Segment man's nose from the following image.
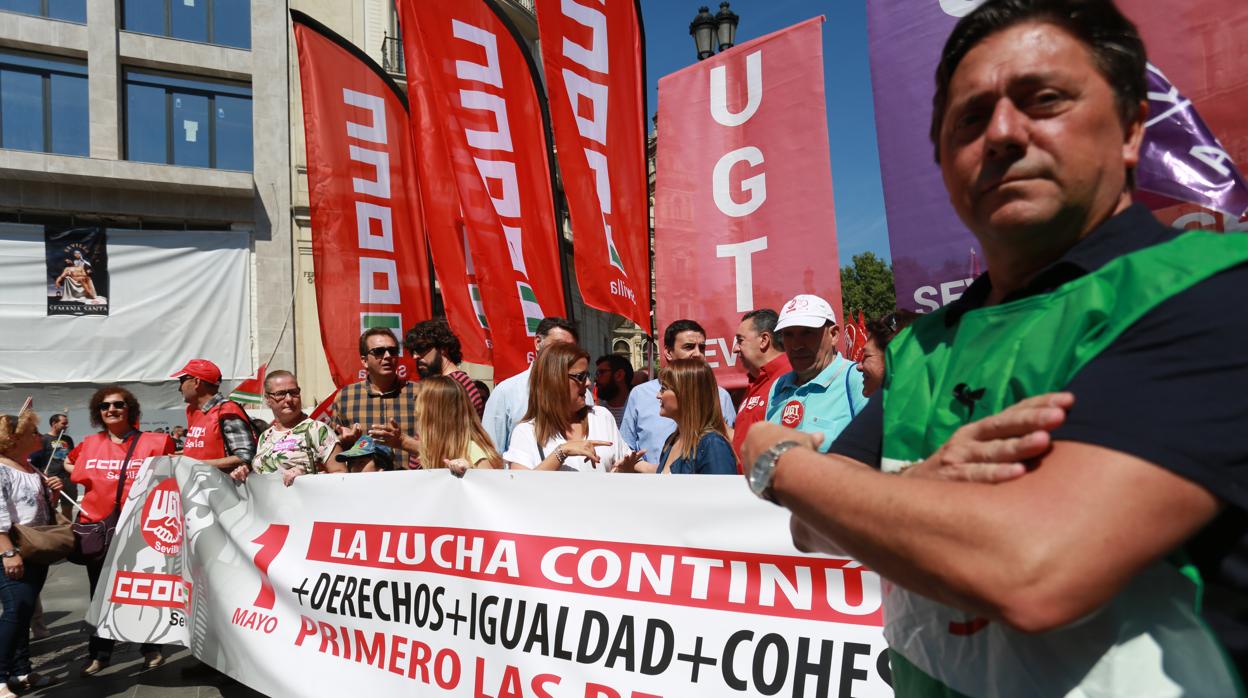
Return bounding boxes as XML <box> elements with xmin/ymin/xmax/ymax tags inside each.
<box><xmin>984</xmin><ymin>97</ymin><xmax>1029</xmax><ymax>160</ymax></box>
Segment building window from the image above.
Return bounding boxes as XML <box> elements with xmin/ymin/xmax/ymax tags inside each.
<box><xmin>0</xmin><ymin>0</ymin><xmax>86</xmax><ymax>23</ymax></box>
<box><xmin>121</xmin><ymin>0</ymin><xmax>250</xmax><ymax>49</ymax></box>
<box><xmin>0</xmin><ymin>50</ymin><xmax>88</xmax><ymax>156</ymax></box>
<box><xmin>124</xmin><ymin>69</ymin><xmax>252</xmax><ymax>171</ymax></box>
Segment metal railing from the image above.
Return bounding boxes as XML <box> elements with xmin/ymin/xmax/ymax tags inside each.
<box><xmin>381</xmin><ymin>35</ymin><xmax>404</xmax><ymax>75</ymax></box>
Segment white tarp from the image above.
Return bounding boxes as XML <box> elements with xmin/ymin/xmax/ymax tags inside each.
<box><xmin>0</xmin><ymin>225</ymin><xmax>252</xmax><ymax>384</ymax></box>
<box><xmin>92</xmin><ymin>460</ymin><xmax>893</xmax><ymax>697</ymax></box>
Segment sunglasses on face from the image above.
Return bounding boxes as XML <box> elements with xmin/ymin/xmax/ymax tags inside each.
<box><xmin>98</xmin><ymin>400</ymin><xmax>127</xmax><ymax>411</ymax></box>
<box><xmin>267</xmin><ymin>388</ymin><xmax>301</xmax><ymax>400</ymax></box>
<box><xmin>567</xmin><ymin>371</ymin><xmax>591</xmax><ymax>384</ymax></box>
<box><xmin>367</xmin><ymin>346</ymin><xmax>400</xmax><ymax>358</ymax></box>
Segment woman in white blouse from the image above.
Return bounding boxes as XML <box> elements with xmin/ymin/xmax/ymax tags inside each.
<box><xmin>505</xmin><ymin>343</ymin><xmax>645</xmax><ymax>473</ymax></box>
<box><xmin>0</xmin><ymin>410</ymin><xmax>63</xmax><ymax>695</ymax></box>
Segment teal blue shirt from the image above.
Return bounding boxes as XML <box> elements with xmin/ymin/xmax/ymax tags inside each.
<box><xmin>765</xmin><ymin>355</ymin><xmax>867</xmax><ymax>452</ymax></box>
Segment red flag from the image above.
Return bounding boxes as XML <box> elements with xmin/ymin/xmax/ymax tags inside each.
<box><xmin>536</xmin><ymin>0</ymin><xmax>651</xmax><ymax>332</ymax></box>
<box><xmin>309</xmin><ymin>387</ymin><xmax>340</xmax><ymax>424</ymax></box>
<box><xmin>399</xmin><ymin>0</ymin><xmax>567</xmax><ymax>380</ymax></box>
<box><xmin>228</xmin><ymin>363</ymin><xmax>266</xmax><ymax>405</ymax></box>
<box><xmin>655</xmin><ymin>18</ymin><xmax>842</xmax><ymax>389</ymax></box>
<box><xmin>292</xmin><ymin>11</ymin><xmax>432</xmax><ymax>388</ymax></box>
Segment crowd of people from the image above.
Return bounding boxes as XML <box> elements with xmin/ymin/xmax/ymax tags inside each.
<box><xmin>0</xmin><ymin>0</ymin><xmax>1244</xmax><ymax>694</ymax></box>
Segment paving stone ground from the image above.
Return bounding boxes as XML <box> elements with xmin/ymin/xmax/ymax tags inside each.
<box><xmin>20</xmin><ymin>561</ymin><xmax>265</xmax><ymax>698</ymax></box>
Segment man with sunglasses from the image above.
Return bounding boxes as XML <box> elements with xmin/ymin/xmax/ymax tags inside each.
<box><xmin>173</xmin><ymin>358</ymin><xmax>255</xmax><ymax>482</ymax></box>
<box><xmin>404</xmin><ymin>319</ymin><xmax>484</xmax><ymax>416</ymax></box>
<box><xmin>331</xmin><ymin>327</ymin><xmax>421</xmax><ymax>467</ymax></box>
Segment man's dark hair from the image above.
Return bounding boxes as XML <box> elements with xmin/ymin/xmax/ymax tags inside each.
<box><xmin>597</xmin><ymin>354</ymin><xmax>635</xmax><ymax>386</ymax></box>
<box><xmin>866</xmin><ymin>309</ymin><xmax>920</xmax><ymax>351</ymax></box>
<box><xmin>536</xmin><ymin>316</ymin><xmax>579</xmax><ymax>342</ymax></box>
<box><xmin>742</xmin><ymin>309</ymin><xmax>783</xmax><ymax>350</ymax></box>
<box><xmin>664</xmin><ymin>319</ymin><xmax>706</xmax><ymax>350</ymax></box>
<box><xmin>404</xmin><ymin>319</ymin><xmax>463</xmax><ymax>364</ymax></box>
<box><xmin>930</xmin><ymin>0</ymin><xmax>1147</xmax><ymax>164</ymax></box>
<box><xmin>49</xmin><ymin>413</ymin><xmax>67</xmax><ymax>427</ymax></box>
<box><xmin>358</xmin><ymin>327</ymin><xmax>398</xmax><ymax>356</ymax></box>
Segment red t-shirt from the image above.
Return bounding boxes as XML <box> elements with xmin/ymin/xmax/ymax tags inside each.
<box><xmin>732</xmin><ymin>353</ymin><xmax>793</xmax><ymax>471</ymax></box>
<box><xmin>69</xmin><ymin>431</ymin><xmax>176</xmax><ymax>523</ymax></box>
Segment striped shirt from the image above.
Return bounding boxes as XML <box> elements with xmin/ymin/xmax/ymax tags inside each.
<box><xmin>448</xmin><ymin>370</ymin><xmax>485</xmax><ymax>417</ymax></box>
<box><xmin>331</xmin><ymin>379</ymin><xmax>420</xmax><ymax>467</ymax></box>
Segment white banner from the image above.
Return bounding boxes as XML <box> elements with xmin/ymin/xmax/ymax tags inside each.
<box><xmin>0</xmin><ymin>225</ymin><xmax>252</xmax><ymax>383</ymax></box>
<box><xmin>92</xmin><ymin>459</ymin><xmax>893</xmax><ymax>697</ymax></box>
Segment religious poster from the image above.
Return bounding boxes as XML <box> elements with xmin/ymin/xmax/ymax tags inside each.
<box><xmin>46</xmin><ymin>227</ymin><xmax>109</xmax><ymax>316</ymax></box>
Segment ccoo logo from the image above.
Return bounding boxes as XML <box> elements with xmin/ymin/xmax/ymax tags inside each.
<box><xmin>141</xmin><ymin>479</ymin><xmax>183</xmax><ymax>555</ymax></box>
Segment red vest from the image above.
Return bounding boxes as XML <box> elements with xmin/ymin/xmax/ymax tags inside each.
<box><xmin>183</xmin><ymin>399</ymin><xmax>251</xmax><ymax>460</ymax></box>
<box><xmin>68</xmin><ymin>431</ymin><xmax>175</xmax><ymax>522</ymax></box>
<box><xmin>732</xmin><ymin>353</ymin><xmax>792</xmax><ymax>470</ymax></box>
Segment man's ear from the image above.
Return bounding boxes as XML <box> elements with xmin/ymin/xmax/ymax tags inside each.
<box><xmin>1122</xmin><ymin>99</ymin><xmax>1148</xmax><ymax>172</ymax></box>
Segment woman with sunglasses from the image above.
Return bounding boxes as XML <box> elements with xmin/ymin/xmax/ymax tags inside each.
<box><xmin>646</xmin><ymin>359</ymin><xmax>737</xmax><ymax>475</ymax></box>
<box><xmin>416</xmin><ymin>376</ymin><xmax>503</xmax><ymax>474</ymax></box>
<box><xmin>505</xmin><ymin>343</ymin><xmax>645</xmax><ymax>472</ymax></box>
<box><xmin>0</xmin><ymin>409</ymin><xmax>64</xmax><ymax>695</ymax></box>
<box><xmin>64</xmin><ymin>386</ymin><xmax>174</xmax><ymax>677</ymax></box>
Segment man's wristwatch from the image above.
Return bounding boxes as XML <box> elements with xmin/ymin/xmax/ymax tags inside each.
<box><xmin>1</xmin><ymin>547</ymin><xmax>20</xmax><ymax>559</ymax></box>
<box><xmin>748</xmin><ymin>440</ymin><xmax>802</xmax><ymax>503</ymax></box>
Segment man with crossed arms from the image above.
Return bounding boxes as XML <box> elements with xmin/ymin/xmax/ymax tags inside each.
<box><xmin>743</xmin><ymin>0</ymin><xmax>1248</xmax><ymax>694</ymax></box>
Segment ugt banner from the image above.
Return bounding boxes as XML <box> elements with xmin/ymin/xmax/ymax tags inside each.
<box><xmin>293</xmin><ymin>11</ymin><xmax>432</xmax><ymax>387</ymax></box>
<box><xmin>46</xmin><ymin>227</ymin><xmax>109</xmax><ymax>316</ymax></box>
<box><xmin>400</xmin><ymin>0</ymin><xmax>567</xmax><ymax>381</ymax></box>
<box><xmin>536</xmin><ymin>0</ymin><xmax>652</xmax><ymax>333</ymax></box>
<box><xmin>92</xmin><ymin>460</ymin><xmax>892</xmax><ymax>697</ymax></box>
<box><xmin>655</xmin><ymin>18</ymin><xmax>842</xmax><ymax>390</ymax></box>
<box><xmin>867</xmin><ymin>0</ymin><xmax>1248</xmax><ymax>314</ymax></box>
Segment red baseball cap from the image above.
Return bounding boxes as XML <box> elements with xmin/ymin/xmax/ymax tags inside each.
<box><xmin>171</xmin><ymin>359</ymin><xmax>222</xmax><ymax>384</ymax></box>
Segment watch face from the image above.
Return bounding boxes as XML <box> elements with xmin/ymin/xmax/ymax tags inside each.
<box><xmin>748</xmin><ymin>454</ymin><xmax>770</xmax><ymax>496</ymax></box>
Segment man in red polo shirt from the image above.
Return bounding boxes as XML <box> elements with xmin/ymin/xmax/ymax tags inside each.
<box><xmin>173</xmin><ymin>359</ymin><xmax>255</xmax><ymax>482</ymax></box>
<box><xmin>731</xmin><ymin>308</ymin><xmax>791</xmax><ymax>468</ymax></box>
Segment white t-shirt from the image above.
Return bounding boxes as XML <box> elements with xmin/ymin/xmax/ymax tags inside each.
<box><xmin>504</xmin><ymin>406</ymin><xmax>628</xmax><ymax>472</ymax></box>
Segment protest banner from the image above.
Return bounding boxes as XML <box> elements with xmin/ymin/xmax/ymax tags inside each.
<box><xmin>91</xmin><ymin>459</ymin><xmax>891</xmax><ymax>697</ymax></box>
<box><xmin>401</xmin><ymin>0</ymin><xmax>567</xmax><ymax>380</ymax></box>
<box><xmin>654</xmin><ymin>18</ymin><xmax>842</xmax><ymax>390</ymax></box>
<box><xmin>293</xmin><ymin>11</ymin><xmax>432</xmax><ymax>387</ymax></box>
<box><xmin>867</xmin><ymin>0</ymin><xmax>1248</xmax><ymax>314</ymax></box>
<box><xmin>45</xmin><ymin>227</ymin><xmax>109</xmax><ymax>317</ymax></box>
<box><xmin>536</xmin><ymin>0</ymin><xmax>652</xmax><ymax>333</ymax></box>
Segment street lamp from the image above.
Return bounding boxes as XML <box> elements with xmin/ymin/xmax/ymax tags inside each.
<box><xmin>689</xmin><ymin>6</ymin><xmax>717</xmax><ymax>61</ymax></box>
<box><xmin>715</xmin><ymin>2</ymin><xmax>739</xmax><ymax>51</ymax></box>
<box><xmin>690</xmin><ymin>3</ymin><xmax>741</xmax><ymax>60</ymax></box>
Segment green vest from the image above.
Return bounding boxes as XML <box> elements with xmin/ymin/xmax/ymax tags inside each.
<box><xmin>880</xmin><ymin>231</ymin><xmax>1248</xmax><ymax>697</ymax></box>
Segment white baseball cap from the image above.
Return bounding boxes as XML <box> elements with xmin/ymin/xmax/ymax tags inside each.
<box><xmin>775</xmin><ymin>294</ymin><xmax>838</xmax><ymax>331</ymax></box>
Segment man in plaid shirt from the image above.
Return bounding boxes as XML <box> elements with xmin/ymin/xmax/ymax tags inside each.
<box><xmin>332</xmin><ymin>327</ymin><xmax>420</xmax><ymax>468</ymax></box>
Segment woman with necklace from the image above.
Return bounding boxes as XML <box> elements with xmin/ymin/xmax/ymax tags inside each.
<box><xmin>64</xmin><ymin>386</ymin><xmax>174</xmax><ymax>677</ymax></box>
<box><xmin>0</xmin><ymin>409</ymin><xmax>64</xmax><ymax>695</ymax></box>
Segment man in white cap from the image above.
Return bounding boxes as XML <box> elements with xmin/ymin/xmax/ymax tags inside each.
<box><xmin>764</xmin><ymin>294</ymin><xmax>867</xmax><ymax>451</ymax></box>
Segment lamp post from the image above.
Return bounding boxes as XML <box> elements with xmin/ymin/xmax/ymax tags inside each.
<box><xmin>689</xmin><ymin>2</ymin><xmax>740</xmax><ymax>61</ymax></box>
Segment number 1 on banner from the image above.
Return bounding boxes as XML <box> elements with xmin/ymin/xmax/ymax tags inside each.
<box><xmin>251</xmin><ymin>524</ymin><xmax>290</xmax><ymax>610</ymax></box>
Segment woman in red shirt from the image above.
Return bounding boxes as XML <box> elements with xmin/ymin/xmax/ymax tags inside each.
<box><xmin>65</xmin><ymin>386</ymin><xmax>174</xmax><ymax>677</ymax></box>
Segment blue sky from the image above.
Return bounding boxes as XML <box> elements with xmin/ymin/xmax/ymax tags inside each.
<box><xmin>640</xmin><ymin>1</ymin><xmax>892</xmax><ymax>266</ymax></box>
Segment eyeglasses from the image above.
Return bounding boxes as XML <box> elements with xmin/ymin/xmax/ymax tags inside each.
<box><xmin>567</xmin><ymin>371</ymin><xmax>591</xmax><ymax>384</ymax></box>
<box><xmin>98</xmin><ymin>400</ymin><xmax>127</xmax><ymax>411</ymax></box>
<box><xmin>266</xmin><ymin>388</ymin><xmax>301</xmax><ymax>400</ymax></box>
<box><xmin>367</xmin><ymin>346</ymin><xmax>400</xmax><ymax>358</ymax></box>
<box><xmin>408</xmin><ymin>344</ymin><xmax>434</xmax><ymax>357</ymax></box>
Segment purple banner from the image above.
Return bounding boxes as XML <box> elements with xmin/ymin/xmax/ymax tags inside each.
<box><xmin>1138</xmin><ymin>63</ymin><xmax>1248</xmax><ymax>218</ymax></box>
<box><xmin>867</xmin><ymin>1</ymin><xmax>981</xmax><ymax>313</ymax></box>
<box><xmin>868</xmin><ymin>1</ymin><xmax>1248</xmax><ymax>313</ymax></box>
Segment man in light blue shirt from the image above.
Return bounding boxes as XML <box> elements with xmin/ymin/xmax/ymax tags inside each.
<box><xmin>482</xmin><ymin>317</ymin><xmax>579</xmax><ymax>452</ymax></box>
<box><xmin>765</xmin><ymin>294</ymin><xmax>867</xmax><ymax>451</ymax></box>
<box><xmin>621</xmin><ymin>319</ymin><xmax>736</xmax><ymax>464</ymax></box>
